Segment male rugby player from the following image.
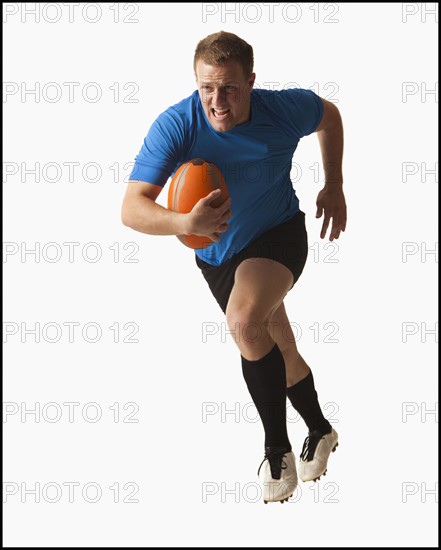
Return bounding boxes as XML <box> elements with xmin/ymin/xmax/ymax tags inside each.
<box><xmin>122</xmin><ymin>31</ymin><xmax>346</xmax><ymax>504</ymax></box>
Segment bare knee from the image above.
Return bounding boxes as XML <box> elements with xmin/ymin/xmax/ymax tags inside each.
<box><xmin>226</xmin><ymin>302</ymin><xmax>275</xmax><ymax>355</ymax></box>
<box><xmin>226</xmin><ymin>301</ymin><xmax>272</xmax><ymax>332</ymax></box>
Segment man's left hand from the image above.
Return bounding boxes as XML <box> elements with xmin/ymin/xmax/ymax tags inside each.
<box><xmin>315</xmin><ymin>185</ymin><xmax>347</xmax><ymax>241</ymax></box>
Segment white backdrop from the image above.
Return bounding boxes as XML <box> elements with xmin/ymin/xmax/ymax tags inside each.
<box><xmin>3</xmin><ymin>2</ymin><xmax>438</xmax><ymax>547</ymax></box>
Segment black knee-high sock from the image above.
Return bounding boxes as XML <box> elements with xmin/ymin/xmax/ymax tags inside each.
<box><xmin>286</xmin><ymin>371</ymin><xmax>332</xmax><ymax>435</ymax></box>
<box><xmin>241</xmin><ymin>343</ymin><xmax>291</xmax><ymax>450</ymax></box>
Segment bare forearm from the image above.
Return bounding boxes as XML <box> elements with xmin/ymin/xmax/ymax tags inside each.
<box><xmin>317</xmin><ymin>104</ymin><xmax>344</xmax><ymax>188</ymax></box>
<box><xmin>122</xmin><ymin>195</ymin><xmax>188</xmax><ymax>236</ymax></box>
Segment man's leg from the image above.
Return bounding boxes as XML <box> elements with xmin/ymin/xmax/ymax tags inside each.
<box><xmin>226</xmin><ymin>257</ymin><xmax>292</xmax><ymax>448</ymax></box>
<box><xmin>226</xmin><ymin>258</ymin><xmax>293</xmax><ymax>360</ymax></box>
<box><xmin>267</xmin><ymin>301</ymin><xmax>310</xmax><ymax>387</ymax></box>
<box><xmin>225</xmin><ymin>257</ymin><xmax>297</xmax><ymax>502</ymax></box>
<box><xmin>269</xmin><ymin>301</ymin><xmax>338</xmax><ymax>481</ymax></box>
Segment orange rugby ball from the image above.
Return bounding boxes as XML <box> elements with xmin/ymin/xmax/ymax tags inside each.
<box><xmin>167</xmin><ymin>158</ymin><xmax>229</xmax><ymax>249</ymax></box>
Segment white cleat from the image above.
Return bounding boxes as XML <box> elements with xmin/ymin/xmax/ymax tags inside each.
<box><xmin>258</xmin><ymin>446</ymin><xmax>298</xmax><ymax>504</ymax></box>
<box><xmin>298</xmin><ymin>428</ymin><xmax>339</xmax><ymax>482</ymax></box>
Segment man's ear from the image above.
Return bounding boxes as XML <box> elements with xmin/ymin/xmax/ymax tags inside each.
<box><xmin>249</xmin><ymin>72</ymin><xmax>256</xmax><ymax>89</ymax></box>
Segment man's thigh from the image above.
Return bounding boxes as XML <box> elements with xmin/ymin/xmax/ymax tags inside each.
<box><xmin>226</xmin><ymin>257</ymin><xmax>294</xmax><ymax>320</ymax></box>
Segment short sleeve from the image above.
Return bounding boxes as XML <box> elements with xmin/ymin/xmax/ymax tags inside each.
<box><xmin>128</xmin><ymin>109</ymin><xmax>185</xmax><ymax>186</ymax></box>
<box><xmin>271</xmin><ymin>88</ymin><xmax>324</xmax><ymax>140</ymax></box>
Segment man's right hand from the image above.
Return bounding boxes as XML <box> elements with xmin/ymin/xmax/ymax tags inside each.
<box><xmin>185</xmin><ymin>189</ymin><xmax>232</xmax><ymax>242</ymax></box>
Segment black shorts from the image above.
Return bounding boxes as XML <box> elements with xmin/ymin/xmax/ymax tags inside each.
<box><xmin>195</xmin><ymin>210</ymin><xmax>308</xmax><ymax>314</ymax></box>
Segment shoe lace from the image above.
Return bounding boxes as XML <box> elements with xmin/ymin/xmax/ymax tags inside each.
<box><xmin>300</xmin><ymin>430</ymin><xmax>324</xmax><ymax>462</ymax></box>
<box><xmin>257</xmin><ymin>448</ymin><xmax>288</xmax><ymax>480</ymax></box>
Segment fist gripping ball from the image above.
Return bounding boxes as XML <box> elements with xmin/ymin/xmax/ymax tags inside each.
<box><xmin>167</xmin><ymin>158</ymin><xmax>229</xmax><ymax>249</ymax></box>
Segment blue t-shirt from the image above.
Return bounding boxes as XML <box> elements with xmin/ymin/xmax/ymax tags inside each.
<box><xmin>129</xmin><ymin>88</ymin><xmax>323</xmax><ymax>266</ymax></box>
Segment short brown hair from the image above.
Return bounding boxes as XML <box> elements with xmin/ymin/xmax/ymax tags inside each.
<box><xmin>194</xmin><ymin>31</ymin><xmax>254</xmax><ymax>77</ymax></box>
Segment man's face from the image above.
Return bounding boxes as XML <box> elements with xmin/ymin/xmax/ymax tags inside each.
<box><xmin>195</xmin><ymin>59</ymin><xmax>255</xmax><ymax>132</ymax></box>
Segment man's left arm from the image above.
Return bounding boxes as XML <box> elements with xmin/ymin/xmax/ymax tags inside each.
<box><xmin>314</xmin><ymin>98</ymin><xmax>347</xmax><ymax>241</ymax></box>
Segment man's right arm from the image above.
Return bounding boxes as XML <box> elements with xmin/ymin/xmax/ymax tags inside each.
<box><xmin>121</xmin><ymin>180</ymin><xmax>188</xmax><ymax>236</ymax></box>
<box><xmin>121</xmin><ymin>180</ymin><xmax>232</xmax><ymax>241</ymax></box>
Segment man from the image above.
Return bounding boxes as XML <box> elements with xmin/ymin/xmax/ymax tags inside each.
<box><xmin>121</xmin><ymin>31</ymin><xmax>346</xmax><ymax>504</ymax></box>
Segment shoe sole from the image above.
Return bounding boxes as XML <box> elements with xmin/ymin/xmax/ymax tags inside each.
<box><xmin>264</xmin><ymin>494</ymin><xmax>293</xmax><ymax>504</ymax></box>
<box><xmin>303</xmin><ymin>441</ymin><xmax>339</xmax><ymax>483</ymax></box>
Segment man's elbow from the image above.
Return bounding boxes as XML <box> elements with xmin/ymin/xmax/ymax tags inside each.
<box><xmin>121</xmin><ymin>204</ymin><xmax>133</xmax><ymax>228</ymax></box>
